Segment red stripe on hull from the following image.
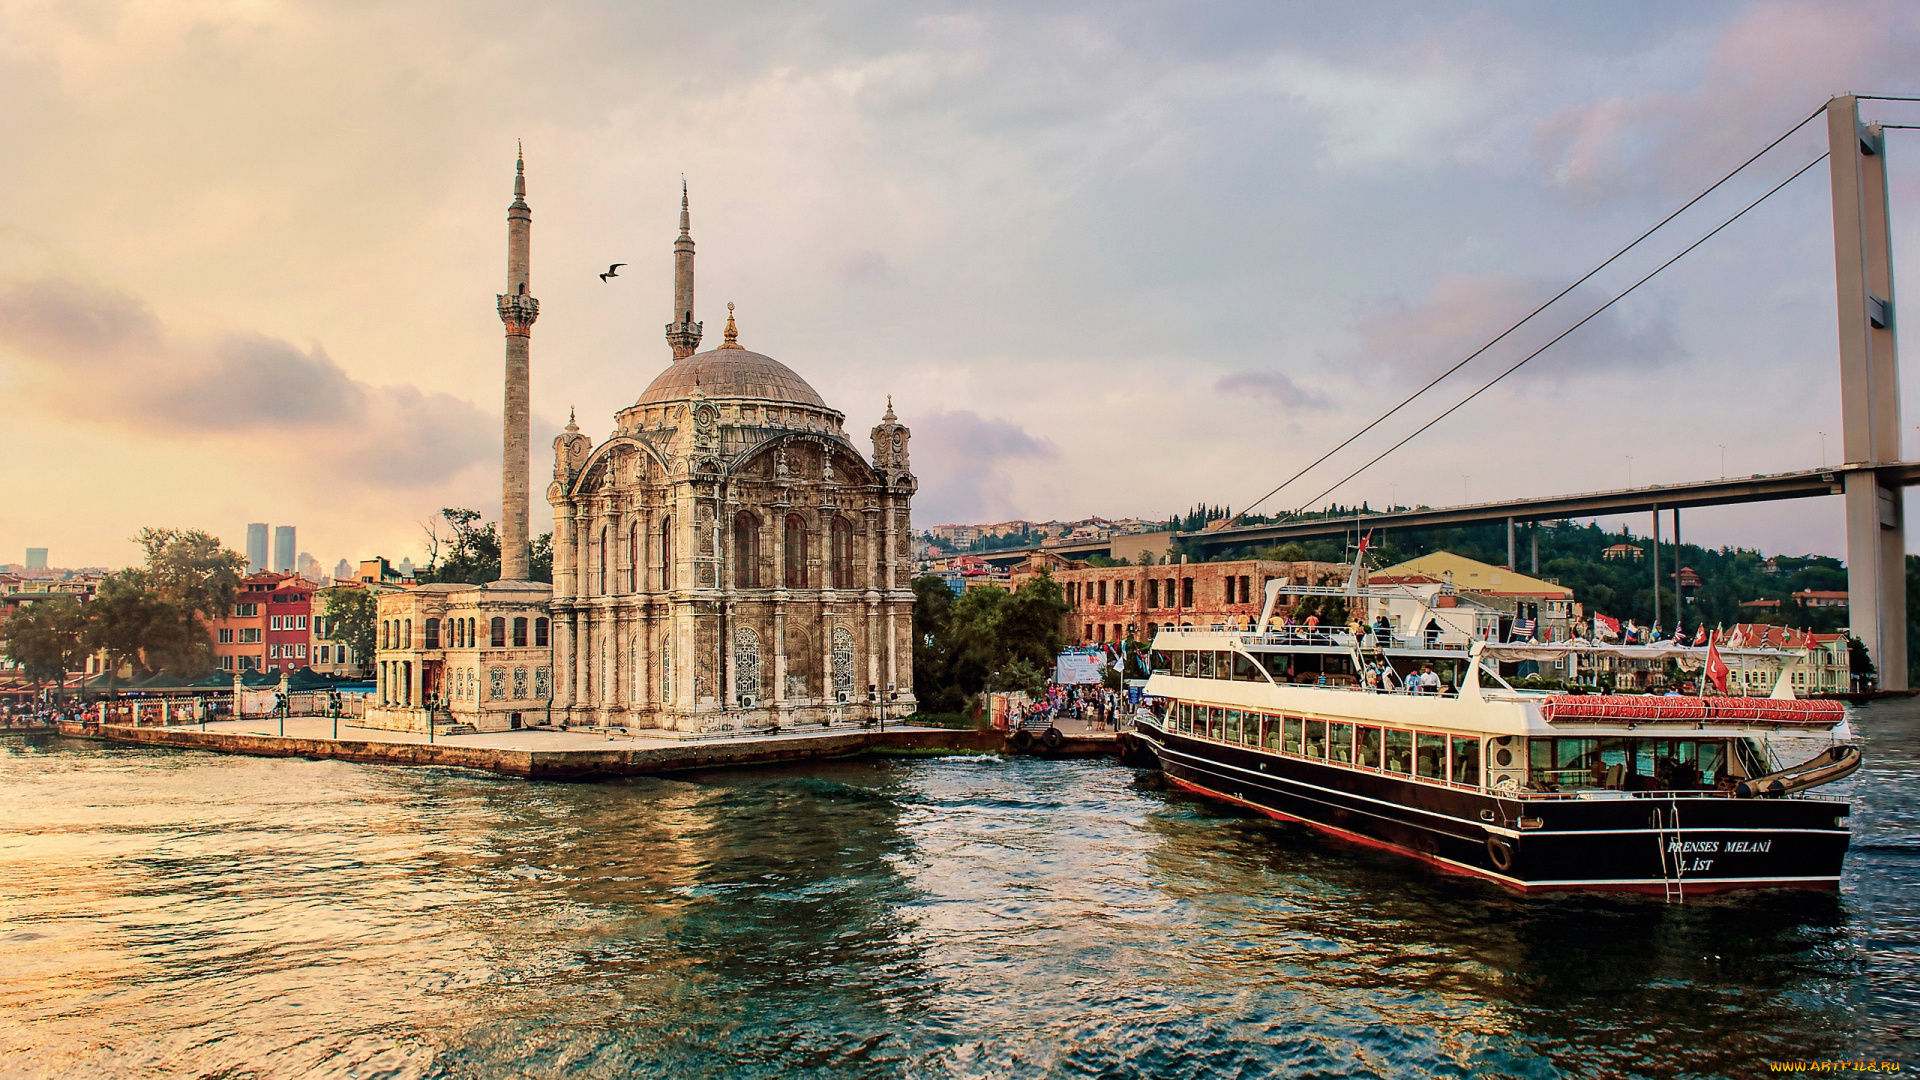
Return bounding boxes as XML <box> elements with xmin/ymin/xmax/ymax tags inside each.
<box><xmin>1163</xmin><ymin>774</ymin><xmax>1836</xmax><ymax>895</ymax></box>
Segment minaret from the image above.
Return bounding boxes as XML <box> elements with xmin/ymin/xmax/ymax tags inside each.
<box><xmin>496</xmin><ymin>145</ymin><xmax>539</xmax><ymax>581</ymax></box>
<box><xmin>665</xmin><ymin>180</ymin><xmax>702</xmax><ymax>359</ymax></box>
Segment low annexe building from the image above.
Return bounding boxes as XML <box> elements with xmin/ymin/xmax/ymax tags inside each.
<box><xmin>366</xmin><ymin>581</ymin><xmax>555</xmax><ymax>732</ymax></box>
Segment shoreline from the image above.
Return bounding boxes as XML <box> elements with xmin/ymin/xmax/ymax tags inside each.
<box><xmin>55</xmin><ymin>719</ymin><xmax>1002</xmax><ymax>780</ymax></box>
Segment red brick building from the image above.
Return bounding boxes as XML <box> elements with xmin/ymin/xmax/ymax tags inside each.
<box><xmin>209</xmin><ymin>572</ymin><xmax>316</xmax><ymax>673</ymax></box>
<box><xmin>1018</xmin><ymin>558</ymin><xmax>1351</xmax><ymax>646</ymax></box>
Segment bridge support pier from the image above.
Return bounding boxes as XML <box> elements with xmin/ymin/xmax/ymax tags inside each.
<box><xmin>1829</xmin><ymin>95</ymin><xmax>1906</xmax><ymax>689</ymax></box>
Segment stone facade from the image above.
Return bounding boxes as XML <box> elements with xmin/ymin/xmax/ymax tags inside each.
<box><xmin>546</xmin><ymin>200</ymin><xmax>916</xmax><ymax>734</ymax></box>
<box><xmin>366</xmin><ymin>581</ymin><xmax>554</xmax><ymax>732</ymax></box>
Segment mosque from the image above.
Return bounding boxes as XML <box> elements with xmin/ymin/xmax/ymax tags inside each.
<box><xmin>368</xmin><ymin>155</ymin><xmax>917</xmax><ymax>734</ymax></box>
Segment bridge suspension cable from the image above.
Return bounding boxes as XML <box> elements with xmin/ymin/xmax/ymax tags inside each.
<box><xmin>1226</xmin><ymin>104</ymin><xmax>1828</xmax><ymax>528</ymax></box>
<box><xmin>1279</xmin><ymin>149</ymin><xmax>1831</xmax><ymax>521</ymax></box>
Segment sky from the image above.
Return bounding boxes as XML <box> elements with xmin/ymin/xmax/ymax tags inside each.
<box><xmin>3</xmin><ymin>0</ymin><xmax>1920</xmax><ymax>572</ymax></box>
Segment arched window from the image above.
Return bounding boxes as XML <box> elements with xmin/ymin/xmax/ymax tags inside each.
<box><xmin>830</xmin><ymin>516</ymin><xmax>855</xmax><ymax>590</ymax></box>
<box><xmin>403</xmin><ymin>619</ymin><xmax>412</xmax><ymax>648</ymax></box>
<box><xmin>629</xmin><ymin>523</ymin><xmax>639</xmax><ymax>593</ymax></box>
<box><xmin>513</xmin><ymin>617</ymin><xmax>528</xmax><ymax>647</ymax></box>
<box><xmin>535</xmin><ymin>617</ymin><xmax>549</xmax><ymax>648</ymax></box>
<box><xmin>598</xmin><ymin>527</ymin><xmax>609</xmax><ymax>595</ymax></box>
<box><xmin>468</xmin><ymin>619</ymin><xmax>476</xmax><ymax>648</ymax></box>
<box><xmin>490</xmin><ymin>617</ymin><xmax>506</xmax><ymax>648</ymax></box>
<box><xmin>424</xmin><ymin>618</ymin><xmax>440</xmax><ymax>649</ymax></box>
<box><xmin>660</xmin><ymin>518</ymin><xmax>673</xmax><ymax>590</ymax></box>
<box><xmin>784</xmin><ymin>514</ymin><xmax>808</xmax><ymax>588</ymax></box>
<box><xmin>733</xmin><ymin>510</ymin><xmax>761</xmax><ymax>588</ymax></box>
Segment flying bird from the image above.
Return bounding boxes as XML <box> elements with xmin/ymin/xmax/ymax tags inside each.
<box><xmin>599</xmin><ymin>263</ymin><xmax>626</xmax><ymax>282</ymax></box>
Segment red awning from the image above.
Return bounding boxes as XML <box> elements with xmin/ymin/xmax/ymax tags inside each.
<box><xmin>1541</xmin><ymin>694</ymin><xmax>1844</xmax><ymax>727</ymax></box>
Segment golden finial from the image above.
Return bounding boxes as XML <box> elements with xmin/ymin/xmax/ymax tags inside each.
<box><xmin>720</xmin><ymin>301</ymin><xmax>742</xmax><ymax>349</ymax></box>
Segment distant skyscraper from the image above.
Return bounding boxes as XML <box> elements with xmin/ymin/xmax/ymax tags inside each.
<box><xmin>273</xmin><ymin>526</ymin><xmax>296</xmax><ymax>574</ymax></box>
<box><xmin>296</xmin><ymin>552</ymin><xmax>322</xmax><ymax>581</ymax></box>
<box><xmin>333</xmin><ymin>558</ymin><xmax>353</xmax><ymax>582</ymax></box>
<box><xmin>397</xmin><ymin>556</ymin><xmax>416</xmax><ymax>578</ymax></box>
<box><xmin>246</xmin><ymin>524</ymin><xmax>269</xmax><ymax>574</ymax></box>
<box><xmin>25</xmin><ymin>548</ymin><xmax>47</xmax><ymax>570</ymax></box>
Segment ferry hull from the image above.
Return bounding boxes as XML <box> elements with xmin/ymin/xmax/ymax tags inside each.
<box><xmin>1134</xmin><ymin>722</ymin><xmax>1850</xmax><ymax>894</ymax></box>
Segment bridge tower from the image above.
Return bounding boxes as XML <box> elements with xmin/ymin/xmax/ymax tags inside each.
<box><xmin>1829</xmin><ymin>94</ymin><xmax>1906</xmax><ymax>689</ymax></box>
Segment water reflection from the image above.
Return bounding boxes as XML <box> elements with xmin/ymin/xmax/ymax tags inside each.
<box><xmin>0</xmin><ymin>703</ymin><xmax>1913</xmax><ymax>1078</ymax></box>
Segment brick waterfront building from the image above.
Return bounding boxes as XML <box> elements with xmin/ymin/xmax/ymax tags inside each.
<box><xmin>1018</xmin><ymin>558</ymin><xmax>1350</xmax><ymax>645</ymax></box>
<box><xmin>208</xmin><ymin>572</ymin><xmax>314</xmax><ymax>673</ymax></box>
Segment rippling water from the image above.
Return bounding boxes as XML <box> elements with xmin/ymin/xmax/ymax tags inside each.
<box><xmin>0</xmin><ymin>704</ymin><xmax>1915</xmax><ymax>1079</ymax></box>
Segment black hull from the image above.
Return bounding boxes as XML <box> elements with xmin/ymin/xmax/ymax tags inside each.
<box><xmin>1132</xmin><ymin>722</ymin><xmax>1850</xmax><ymax>894</ymax></box>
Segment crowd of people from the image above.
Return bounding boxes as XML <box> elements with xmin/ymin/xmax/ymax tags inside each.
<box><xmin>1013</xmin><ymin>684</ymin><xmax>1133</xmax><ymax>732</ymax></box>
<box><xmin>0</xmin><ymin>700</ymin><xmax>82</xmax><ymax>729</ymax></box>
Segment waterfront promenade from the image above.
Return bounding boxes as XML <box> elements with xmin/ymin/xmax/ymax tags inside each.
<box><xmin>62</xmin><ymin>717</ymin><xmax>998</xmax><ymax>780</ymax></box>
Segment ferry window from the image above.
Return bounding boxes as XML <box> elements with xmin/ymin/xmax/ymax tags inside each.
<box><xmin>1304</xmin><ymin>720</ymin><xmax>1327</xmax><ymax>758</ymax></box>
<box><xmin>1384</xmin><ymin>729</ymin><xmax>1412</xmax><ymax>774</ymax></box>
<box><xmin>1666</xmin><ymin>739</ymin><xmax>1727</xmax><ymax>788</ymax></box>
<box><xmin>1528</xmin><ymin>737</ymin><xmax>1599</xmax><ymax>792</ymax></box>
<box><xmin>1215</xmin><ymin>652</ymin><xmax>1231</xmax><ymax>678</ymax></box>
<box><xmin>1225</xmin><ymin>710</ymin><xmax>1242</xmax><ymax>743</ymax></box>
<box><xmin>1175</xmin><ymin>702</ymin><xmax>1190</xmax><ymax>733</ymax></box>
<box><xmin>1356</xmin><ymin>726</ymin><xmax>1382</xmax><ymax>768</ymax></box>
<box><xmin>1261</xmin><ymin>653</ymin><xmax>1291</xmax><ymax>679</ymax></box>
<box><xmin>1414</xmin><ymin>734</ymin><xmax>1445</xmax><ymax>779</ymax></box>
<box><xmin>1233</xmin><ymin>653</ymin><xmax>1258</xmax><ymax>681</ymax></box>
<box><xmin>1450</xmin><ymin>736</ymin><xmax>1480</xmax><ymax>787</ymax></box>
<box><xmin>1209</xmin><ymin>707</ymin><xmax>1225</xmax><ymax>739</ymax></box>
<box><xmin>1329</xmin><ymin>722</ymin><xmax>1354</xmax><ymax>764</ymax></box>
<box><xmin>1198</xmin><ymin>652</ymin><xmax>1214</xmax><ymax>679</ymax></box>
<box><xmin>1283</xmin><ymin>717</ymin><xmax>1303</xmax><ymax>754</ymax></box>
<box><xmin>1263</xmin><ymin>715</ymin><xmax>1280</xmax><ymax>751</ymax></box>
<box><xmin>1182</xmin><ymin>651</ymin><xmax>1199</xmax><ymax>677</ymax></box>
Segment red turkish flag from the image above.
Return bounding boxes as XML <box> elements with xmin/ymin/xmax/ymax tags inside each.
<box><xmin>1704</xmin><ymin>637</ymin><xmax>1730</xmax><ymax>695</ymax></box>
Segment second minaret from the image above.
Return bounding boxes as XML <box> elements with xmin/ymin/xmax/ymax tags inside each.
<box><xmin>496</xmin><ymin>148</ymin><xmax>539</xmax><ymax>581</ymax></box>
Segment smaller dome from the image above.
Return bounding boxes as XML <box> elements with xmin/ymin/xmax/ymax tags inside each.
<box><xmin>637</xmin><ymin>347</ymin><xmax>828</xmax><ymax>408</ymax></box>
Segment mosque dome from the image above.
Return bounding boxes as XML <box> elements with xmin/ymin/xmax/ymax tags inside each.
<box><xmin>636</xmin><ymin>346</ymin><xmax>827</xmax><ymax>408</ymax></box>
<box><xmin>636</xmin><ymin>303</ymin><xmax>828</xmax><ymax>408</ymax></box>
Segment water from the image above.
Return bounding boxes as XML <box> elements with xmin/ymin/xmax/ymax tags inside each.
<box><xmin>0</xmin><ymin>707</ymin><xmax>1914</xmax><ymax>1080</ymax></box>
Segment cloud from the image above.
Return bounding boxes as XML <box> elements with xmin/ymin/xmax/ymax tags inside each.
<box><xmin>0</xmin><ymin>277</ymin><xmax>492</xmax><ymax>488</ymax></box>
<box><xmin>1214</xmin><ymin>371</ymin><xmax>1330</xmax><ymax>411</ymax></box>
<box><xmin>906</xmin><ymin>409</ymin><xmax>1057</xmax><ymax>524</ymax></box>
<box><xmin>1349</xmin><ymin>271</ymin><xmax>1684</xmax><ymax>385</ymax></box>
<box><xmin>1535</xmin><ymin>1</ymin><xmax>1920</xmax><ymax>202</ymax></box>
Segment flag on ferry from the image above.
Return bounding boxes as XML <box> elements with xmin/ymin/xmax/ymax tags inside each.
<box><xmin>1705</xmin><ymin>635</ymin><xmax>1730</xmax><ymax>694</ymax></box>
<box><xmin>1594</xmin><ymin>613</ymin><xmax>1620</xmax><ymax>640</ymax></box>
<box><xmin>1509</xmin><ymin>617</ymin><xmax>1536</xmax><ymax>642</ymax></box>
<box><xmin>1693</xmin><ymin>625</ymin><xmax>1708</xmax><ymax>646</ymax></box>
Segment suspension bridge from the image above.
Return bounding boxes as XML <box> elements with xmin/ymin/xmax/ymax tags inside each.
<box><xmin>981</xmin><ymin>95</ymin><xmax>1916</xmax><ymax>689</ymax></box>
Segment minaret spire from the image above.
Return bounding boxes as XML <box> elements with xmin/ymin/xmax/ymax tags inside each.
<box><xmin>496</xmin><ymin>146</ymin><xmax>539</xmax><ymax>581</ymax></box>
<box><xmin>665</xmin><ymin>177</ymin><xmax>702</xmax><ymax>359</ymax></box>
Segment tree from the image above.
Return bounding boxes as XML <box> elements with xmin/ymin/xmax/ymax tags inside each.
<box><xmin>85</xmin><ymin>573</ymin><xmax>181</xmax><ymax>692</ymax></box>
<box><xmin>417</xmin><ymin>508</ymin><xmax>554</xmax><ymax>584</ymax></box>
<box><xmin>122</xmin><ymin>527</ymin><xmax>245</xmax><ymax>678</ymax></box>
<box><xmin>320</xmin><ymin>587</ymin><xmax>376</xmax><ymax>672</ymax></box>
<box><xmin>912</xmin><ymin>571</ymin><xmax>1068</xmax><ymax>710</ymax></box>
<box><xmin>2</xmin><ymin>595</ymin><xmax>87</xmax><ymax>696</ymax></box>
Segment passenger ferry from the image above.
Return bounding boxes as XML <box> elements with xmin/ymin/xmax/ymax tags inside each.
<box><xmin>1127</xmin><ymin>579</ymin><xmax>1860</xmax><ymax>896</ymax></box>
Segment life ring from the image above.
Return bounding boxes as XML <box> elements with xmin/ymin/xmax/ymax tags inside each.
<box><xmin>1010</xmin><ymin>729</ymin><xmax>1034</xmax><ymax>751</ymax></box>
<box><xmin>1486</xmin><ymin>835</ymin><xmax>1515</xmax><ymax>872</ymax></box>
<box><xmin>1041</xmin><ymin>727</ymin><xmax>1066</xmax><ymax>751</ymax></box>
